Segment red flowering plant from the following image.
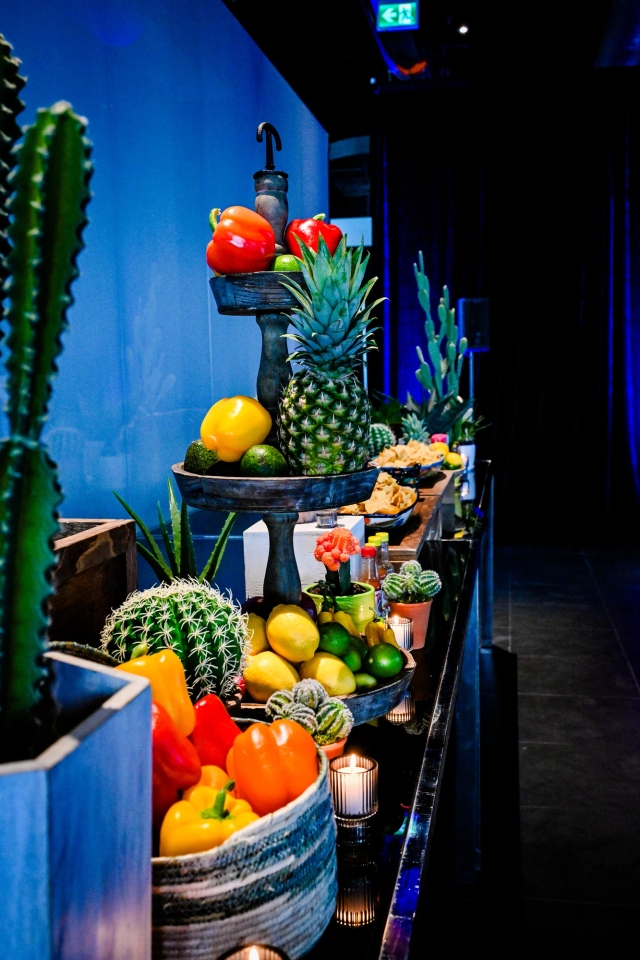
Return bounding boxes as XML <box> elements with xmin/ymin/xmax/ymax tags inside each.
<box><xmin>313</xmin><ymin>527</ymin><xmax>361</xmax><ymax>602</ymax></box>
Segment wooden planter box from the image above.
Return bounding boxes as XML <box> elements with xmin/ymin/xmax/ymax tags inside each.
<box><xmin>49</xmin><ymin>519</ymin><xmax>137</xmax><ymax>648</ymax></box>
<box><xmin>0</xmin><ymin>652</ymin><xmax>152</xmax><ymax>959</ymax></box>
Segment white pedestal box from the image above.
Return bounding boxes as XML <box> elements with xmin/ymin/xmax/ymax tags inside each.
<box><xmin>243</xmin><ymin>516</ymin><xmax>365</xmax><ymax>600</ymax></box>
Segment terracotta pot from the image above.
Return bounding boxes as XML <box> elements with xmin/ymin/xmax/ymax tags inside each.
<box><xmin>304</xmin><ymin>582</ymin><xmax>376</xmax><ymax>635</ymax></box>
<box><xmin>319</xmin><ymin>737</ymin><xmax>347</xmax><ymax>760</ymax></box>
<box><xmin>388</xmin><ymin>600</ymin><xmax>433</xmax><ymax>650</ymax></box>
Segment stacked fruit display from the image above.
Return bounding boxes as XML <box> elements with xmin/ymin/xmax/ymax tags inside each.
<box><xmin>182</xmin><ymin>202</ymin><xmax>383</xmax><ymax>480</ymax></box>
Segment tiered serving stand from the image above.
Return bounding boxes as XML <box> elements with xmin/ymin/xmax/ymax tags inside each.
<box><xmin>172</xmin><ymin>272</ymin><xmax>379</xmax><ymax>610</ymax></box>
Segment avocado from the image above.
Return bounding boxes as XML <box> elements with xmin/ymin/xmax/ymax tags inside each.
<box><xmin>183</xmin><ymin>440</ymin><xmax>219</xmax><ymax>475</ymax></box>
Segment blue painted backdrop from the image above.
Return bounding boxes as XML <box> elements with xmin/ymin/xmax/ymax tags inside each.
<box><xmin>0</xmin><ymin>0</ymin><xmax>328</xmax><ymax>527</ymax></box>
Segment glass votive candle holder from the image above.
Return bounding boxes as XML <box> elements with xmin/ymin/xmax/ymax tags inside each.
<box><xmin>330</xmin><ymin>754</ymin><xmax>378</xmax><ymax>844</ymax></box>
<box><xmin>316</xmin><ymin>508</ymin><xmax>338</xmax><ymax>528</ymax></box>
<box><xmin>335</xmin><ymin>862</ymin><xmax>379</xmax><ymax>927</ymax></box>
<box><xmin>218</xmin><ymin>947</ymin><xmax>290</xmax><ymax>960</ymax></box>
<box><xmin>387</xmin><ymin>615</ymin><xmax>413</xmax><ymax>650</ymax></box>
<box><xmin>385</xmin><ymin>690</ymin><xmax>415</xmax><ymax>725</ymax></box>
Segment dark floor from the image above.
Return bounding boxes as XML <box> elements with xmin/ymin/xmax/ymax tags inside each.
<box><xmin>494</xmin><ymin>546</ymin><xmax>640</xmax><ymax>952</ymax></box>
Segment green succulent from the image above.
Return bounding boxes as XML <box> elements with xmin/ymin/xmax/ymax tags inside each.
<box><xmin>115</xmin><ymin>479</ymin><xmax>235</xmax><ymax>586</ymax></box>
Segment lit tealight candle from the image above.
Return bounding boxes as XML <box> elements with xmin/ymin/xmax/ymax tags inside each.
<box><xmin>388</xmin><ymin>615</ymin><xmax>413</xmax><ymax>650</ymax></box>
<box><xmin>329</xmin><ymin>754</ymin><xmax>378</xmax><ymax>820</ymax></box>
<box><xmin>218</xmin><ymin>946</ymin><xmax>289</xmax><ymax>960</ymax></box>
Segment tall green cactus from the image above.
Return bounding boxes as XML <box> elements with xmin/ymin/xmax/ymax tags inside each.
<box><xmin>0</xmin><ymin>101</ymin><xmax>92</xmax><ymax>760</ymax></box>
<box><xmin>406</xmin><ymin>252</ymin><xmax>471</xmax><ymax>434</ymax></box>
<box><xmin>0</xmin><ymin>36</ymin><xmax>25</xmax><ymax>305</ymax></box>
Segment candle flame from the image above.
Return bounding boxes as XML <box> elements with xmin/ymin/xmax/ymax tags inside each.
<box><xmin>349</xmin><ymin>754</ymin><xmax>356</xmax><ymax>771</ymax></box>
<box><xmin>248</xmin><ymin>949</ymin><xmax>260</xmax><ymax>960</ymax></box>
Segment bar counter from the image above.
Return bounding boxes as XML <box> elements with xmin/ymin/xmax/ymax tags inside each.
<box><xmin>306</xmin><ymin>462</ymin><xmax>493</xmax><ymax>959</ymax></box>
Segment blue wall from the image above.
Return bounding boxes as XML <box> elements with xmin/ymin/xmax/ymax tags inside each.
<box><xmin>0</xmin><ymin>0</ymin><xmax>328</xmax><ymax>526</ymax></box>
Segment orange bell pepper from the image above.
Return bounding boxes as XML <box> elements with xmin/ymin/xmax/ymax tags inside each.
<box><xmin>226</xmin><ymin>718</ymin><xmax>318</xmax><ymax>817</ymax></box>
<box><xmin>116</xmin><ymin>648</ymin><xmax>195</xmax><ymax>736</ymax></box>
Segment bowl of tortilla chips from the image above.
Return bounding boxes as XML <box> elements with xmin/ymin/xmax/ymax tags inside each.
<box><xmin>339</xmin><ymin>471</ymin><xmax>419</xmax><ymax>529</ymax></box>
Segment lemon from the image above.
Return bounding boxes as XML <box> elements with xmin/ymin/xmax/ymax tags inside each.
<box><xmin>266</xmin><ymin>604</ymin><xmax>320</xmax><ymax>663</ymax></box>
<box><xmin>444</xmin><ymin>452</ymin><xmax>463</xmax><ymax>469</ymax></box>
<box><xmin>243</xmin><ymin>651</ymin><xmax>300</xmax><ymax>703</ymax></box>
<box><xmin>247</xmin><ymin>613</ymin><xmax>269</xmax><ymax>656</ymax></box>
<box><xmin>299</xmin><ymin>652</ymin><xmax>356</xmax><ymax>696</ymax></box>
<box><xmin>430</xmin><ymin>441</ymin><xmax>449</xmax><ymax>456</ymax></box>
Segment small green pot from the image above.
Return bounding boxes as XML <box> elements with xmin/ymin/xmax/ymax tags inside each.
<box><xmin>304</xmin><ymin>582</ymin><xmax>376</xmax><ymax>635</ymax></box>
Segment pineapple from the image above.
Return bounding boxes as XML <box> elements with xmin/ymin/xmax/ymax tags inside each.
<box><xmin>278</xmin><ymin>236</ymin><xmax>384</xmax><ymax>476</ymax></box>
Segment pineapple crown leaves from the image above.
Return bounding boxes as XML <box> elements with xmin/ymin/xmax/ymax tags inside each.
<box><xmin>279</xmin><ymin>234</ymin><xmax>386</xmax><ymax>375</ymax></box>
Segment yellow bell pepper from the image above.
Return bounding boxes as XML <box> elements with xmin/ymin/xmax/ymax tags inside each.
<box><xmin>333</xmin><ymin>610</ymin><xmax>361</xmax><ymax>638</ymax></box>
<box><xmin>200</xmin><ymin>396</ymin><xmax>272</xmax><ymax>462</ymax></box>
<box><xmin>116</xmin><ymin>648</ymin><xmax>195</xmax><ymax>737</ymax></box>
<box><xmin>159</xmin><ymin>780</ymin><xmax>259</xmax><ymax>857</ymax></box>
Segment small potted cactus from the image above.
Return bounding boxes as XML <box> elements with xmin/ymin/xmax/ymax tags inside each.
<box><xmin>266</xmin><ymin>679</ymin><xmax>354</xmax><ymax>758</ymax></box>
<box><xmin>381</xmin><ymin>561</ymin><xmax>442</xmax><ymax>650</ymax></box>
<box><xmin>305</xmin><ymin>528</ymin><xmax>376</xmax><ymax>634</ymax></box>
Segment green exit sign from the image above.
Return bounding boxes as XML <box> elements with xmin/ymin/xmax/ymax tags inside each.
<box><xmin>377</xmin><ymin>2</ymin><xmax>419</xmax><ymax>31</ymax></box>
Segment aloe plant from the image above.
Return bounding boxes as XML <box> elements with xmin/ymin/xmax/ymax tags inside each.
<box><xmin>0</xmin><ymin>98</ymin><xmax>92</xmax><ymax>761</ymax></box>
<box><xmin>115</xmin><ymin>481</ymin><xmax>236</xmax><ymax>586</ymax></box>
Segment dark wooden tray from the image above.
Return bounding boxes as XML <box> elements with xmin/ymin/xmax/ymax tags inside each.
<box><xmin>172</xmin><ymin>463</ymin><xmax>380</xmax><ymax>513</ymax></box>
<box><xmin>210</xmin><ymin>272</ymin><xmax>309</xmax><ymax>315</ymax></box>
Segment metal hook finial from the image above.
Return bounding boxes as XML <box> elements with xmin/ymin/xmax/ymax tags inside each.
<box><xmin>256</xmin><ymin>122</ymin><xmax>282</xmax><ymax>170</ymax></box>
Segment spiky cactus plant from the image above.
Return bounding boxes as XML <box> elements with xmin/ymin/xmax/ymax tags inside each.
<box><xmin>382</xmin><ymin>561</ymin><xmax>442</xmax><ymax>604</ymax></box>
<box><xmin>369</xmin><ymin>423</ymin><xmax>396</xmax><ymax>458</ymax></box>
<box><xmin>0</xmin><ymin>98</ymin><xmax>92</xmax><ymax>761</ymax></box>
<box><xmin>406</xmin><ymin>253</ymin><xmax>471</xmax><ymax>434</ymax></box>
<box><xmin>265</xmin><ymin>679</ymin><xmax>353</xmax><ymax>746</ymax></box>
<box><xmin>100</xmin><ymin>580</ymin><xmax>250</xmax><ymax>700</ymax></box>
<box><xmin>400</xmin><ymin>413</ymin><xmax>429</xmax><ymax>443</ymax></box>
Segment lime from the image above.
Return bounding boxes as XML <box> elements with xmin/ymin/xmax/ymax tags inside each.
<box><xmin>348</xmin><ymin>634</ymin><xmax>368</xmax><ymax>659</ymax></box>
<box><xmin>342</xmin><ymin>645</ymin><xmax>362</xmax><ymax>673</ymax></box>
<box><xmin>318</xmin><ymin>622</ymin><xmax>351</xmax><ymax>657</ymax></box>
<box><xmin>354</xmin><ymin>672</ymin><xmax>378</xmax><ymax>691</ymax></box>
<box><xmin>241</xmin><ymin>444</ymin><xmax>288</xmax><ymax>477</ymax></box>
<box><xmin>272</xmin><ymin>254</ymin><xmax>301</xmax><ymax>272</ymax></box>
<box><xmin>364</xmin><ymin>643</ymin><xmax>404</xmax><ymax>679</ymax></box>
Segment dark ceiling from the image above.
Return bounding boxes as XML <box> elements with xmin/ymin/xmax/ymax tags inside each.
<box><xmin>222</xmin><ymin>0</ymin><xmax>615</xmax><ymax>139</ymax></box>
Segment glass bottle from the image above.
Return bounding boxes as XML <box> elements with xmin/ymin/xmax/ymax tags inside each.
<box><xmin>375</xmin><ymin>532</ymin><xmax>394</xmax><ymax>581</ymax></box>
<box><xmin>360</xmin><ymin>545</ymin><xmax>382</xmax><ymax>615</ymax></box>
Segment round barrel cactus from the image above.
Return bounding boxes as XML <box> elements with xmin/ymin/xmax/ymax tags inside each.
<box><xmin>265</xmin><ymin>680</ymin><xmax>352</xmax><ymax>746</ymax></box>
<box><xmin>382</xmin><ymin>561</ymin><xmax>442</xmax><ymax>604</ymax></box>
<box><xmin>369</xmin><ymin>423</ymin><xmax>396</xmax><ymax>459</ymax></box>
<box><xmin>100</xmin><ymin>579</ymin><xmax>250</xmax><ymax>699</ymax></box>
<box><xmin>292</xmin><ymin>678</ymin><xmax>327</xmax><ymax>711</ymax></box>
<box><xmin>315</xmin><ymin>698</ymin><xmax>353</xmax><ymax>746</ymax></box>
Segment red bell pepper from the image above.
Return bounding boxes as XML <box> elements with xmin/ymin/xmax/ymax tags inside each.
<box><xmin>188</xmin><ymin>693</ymin><xmax>242</xmax><ymax>769</ymax></box>
<box><xmin>284</xmin><ymin>213</ymin><xmax>342</xmax><ymax>258</ymax></box>
<box><xmin>206</xmin><ymin>206</ymin><xmax>275</xmax><ymax>275</ymax></box>
<box><xmin>152</xmin><ymin>701</ymin><xmax>201</xmax><ymax>830</ymax></box>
